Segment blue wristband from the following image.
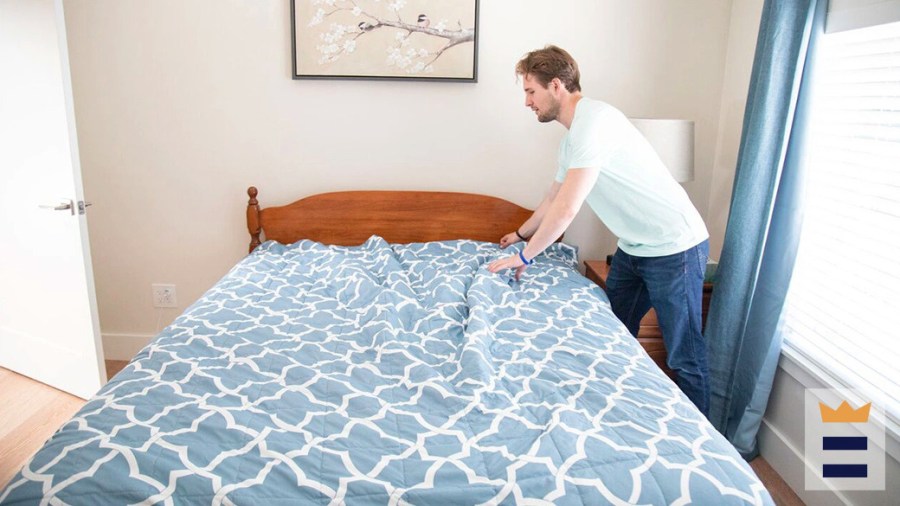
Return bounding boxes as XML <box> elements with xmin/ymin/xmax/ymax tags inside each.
<box><xmin>519</xmin><ymin>250</ymin><xmax>533</xmax><ymax>265</ymax></box>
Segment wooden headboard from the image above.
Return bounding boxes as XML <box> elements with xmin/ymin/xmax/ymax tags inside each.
<box><xmin>246</xmin><ymin>187</ymin><xmax>534</xmax><ymax>253</ymax></box>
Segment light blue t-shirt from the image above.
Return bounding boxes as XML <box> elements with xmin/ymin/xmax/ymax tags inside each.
<box><xmin>556</xmin><ymin>98</ymin><xmax>709</xmax><ymax>257</ymax></box>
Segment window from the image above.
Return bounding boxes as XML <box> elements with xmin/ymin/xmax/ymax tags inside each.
<box><xmin>780</xmin><ymin>20</ymin><xmax>900</xmax><ymax>426</ymax></box>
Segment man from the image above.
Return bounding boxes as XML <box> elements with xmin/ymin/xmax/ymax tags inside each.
<box><xmin>487</xmin><ymin>45</ymin><xmax>711</xmax><ymax>415</ymax></box>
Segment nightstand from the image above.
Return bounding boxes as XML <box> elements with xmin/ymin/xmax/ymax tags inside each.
<box><xmin>584</xmin><ymin>260</ymin><xmax>713</xmax><ymax>379</ymax></box>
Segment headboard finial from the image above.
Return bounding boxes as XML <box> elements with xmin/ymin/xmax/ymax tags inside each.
<box><xmin>247</xmin><ymin>187</ymin><xmax>261</xmax><ymax>253</ymax></box>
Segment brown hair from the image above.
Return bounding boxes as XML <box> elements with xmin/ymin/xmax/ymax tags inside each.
<box><xmin>515</xmin><ymin>45</ymin><xmax>581</xmax><ymax>93</ymax></box>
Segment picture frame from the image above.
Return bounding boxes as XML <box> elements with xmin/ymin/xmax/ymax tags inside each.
<box><xmin>290</xmin><ymin>0</ymin><xmax>479</xmax><ymax>82</ymax></box>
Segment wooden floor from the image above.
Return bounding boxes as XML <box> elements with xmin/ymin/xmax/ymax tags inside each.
<box><xmin>750</xmin><ymin>455</ymin><xmax>805</xmax><ymax>505</ymax></box>
<box><xmin>0</xmin><ymin>367</ymin><xmax>84</xmax><ymax>490</ymax></box>
<box><xmin>1</xmin><ymin>362</ymin><xmax>804</xmax><ymax>504</ymax></box>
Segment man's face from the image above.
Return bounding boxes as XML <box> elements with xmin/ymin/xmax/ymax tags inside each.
<box><xmin>523</xmin><ymin>74</ymin><xmax>560</xmax><ymax>123</ymax></box>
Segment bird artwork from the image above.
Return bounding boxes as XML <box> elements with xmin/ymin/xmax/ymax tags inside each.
<box><xmin>298</xmin><ymin>0</ymin><xmax>476</xmax><ymax>79</ymax></box>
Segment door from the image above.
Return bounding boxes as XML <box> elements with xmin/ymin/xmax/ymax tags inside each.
<box><xmin>0</xmin><ymin>0</ymin><xmax>106</xmax><ymax>399</ymax></box>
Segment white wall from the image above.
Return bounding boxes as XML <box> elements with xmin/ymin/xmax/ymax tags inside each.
<box><xmin>62</xmin><ymin>0</ymin><xmax>735</xmax><ymax>355</ymax></box>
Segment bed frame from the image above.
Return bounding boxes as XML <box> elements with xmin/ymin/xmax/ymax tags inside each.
<box><xmin>246</xmin><ymin>186</ymin><xmax>535</xmax><ymax>253</ymax></box>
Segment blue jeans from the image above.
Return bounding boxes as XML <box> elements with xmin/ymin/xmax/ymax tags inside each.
<box><xmin>606</xmin><ymin>240</ymin><xmax>710</xmax><ymax>416</ymax></box>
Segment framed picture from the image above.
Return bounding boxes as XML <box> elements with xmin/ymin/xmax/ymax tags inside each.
<box><xmin>291</xmin><ymin>0</ymin><xmax>479</xmax><ymax>82</ymax></box>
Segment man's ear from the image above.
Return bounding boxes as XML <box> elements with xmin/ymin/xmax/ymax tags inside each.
<box><xmin>552</xmin><ymin>78</ymin><xmax>562</xmax><ymax>92</ymax></box>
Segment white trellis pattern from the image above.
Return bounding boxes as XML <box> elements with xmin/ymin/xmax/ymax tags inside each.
<box><xmin>0</xmin><ymin>238</ymin><xmax>772</xmax><ymax>505</ymax></box>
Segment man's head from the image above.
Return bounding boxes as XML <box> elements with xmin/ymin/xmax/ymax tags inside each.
<box><xmin>516</xmin><ymin>45</ymin><xmax>581</xmax><ymax>123</ymax></box>
<box><xmin>515</xmin><ymin>45</ymin><xmax>581</xmax><ymax>93</ymax></box>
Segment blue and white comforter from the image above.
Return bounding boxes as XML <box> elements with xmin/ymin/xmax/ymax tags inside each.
<box><xmin>1</xmin><ymin>237</ymin><xmax>772</xmax><ymax>505</ymax></box>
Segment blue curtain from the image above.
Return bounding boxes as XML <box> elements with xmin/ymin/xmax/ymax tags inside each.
<box><xmin>705</xmin><ymin>0</ymin><xmax>826</xmax><ymax>459</ymax></box>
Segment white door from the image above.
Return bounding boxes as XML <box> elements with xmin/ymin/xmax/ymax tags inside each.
<box><xmin>0</xmin><ymin>0</ymin><xmax>106</xmax><ymax>399</ymax></box>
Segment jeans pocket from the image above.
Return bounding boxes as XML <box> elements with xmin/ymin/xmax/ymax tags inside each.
<box><xmin>695</xmin><ymin>242</ymin><xmax>709</xmax><ymax>275</ymax></box>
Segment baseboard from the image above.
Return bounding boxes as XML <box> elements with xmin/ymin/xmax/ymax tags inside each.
<box><xmin>101</xmin><ymin>333</ymin><xmax>154</xmax><ymax>361</ymax></box>
<box><xmin>760</xmin><ymin>415</ymin><xmax>851</xmax><ymax>506</ymax></box>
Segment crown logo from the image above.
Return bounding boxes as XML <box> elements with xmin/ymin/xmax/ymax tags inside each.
<box><xmin>819</xmin><ymin>401</ymin><xmax>871</xmax><ymax>423</ymax></box>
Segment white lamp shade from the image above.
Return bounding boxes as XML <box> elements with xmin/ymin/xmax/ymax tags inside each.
<box><xmin>629</xmin><ymin>118</ymin><xmax>695</xmax><ymax>183</ymax></box>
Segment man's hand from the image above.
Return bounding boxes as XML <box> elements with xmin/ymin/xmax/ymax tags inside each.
<box><xmin>487</xmin><ymin>254</ymin><xmax>529</xmax><ymax>281</ymax></box>
<box><xmin>499</xmin><ymin>232</ymin><xmax>521</xmax><ymax>249</ymax></box>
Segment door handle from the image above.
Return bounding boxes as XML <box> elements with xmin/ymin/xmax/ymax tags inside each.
<box><xmin>39</xmin><ymin>199</ymin><xmax>75</xmax><ymax>215</ymax></box>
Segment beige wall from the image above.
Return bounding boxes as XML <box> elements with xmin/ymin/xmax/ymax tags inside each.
<box><xmin>63</xmin><ymin>0</ymin><xmax>740</xmax><ymax>355</ymax></box>
<box><xmin>708</xmin><ymin>0</ymin><xmax>765</xmax><ymax>259</ymax></box>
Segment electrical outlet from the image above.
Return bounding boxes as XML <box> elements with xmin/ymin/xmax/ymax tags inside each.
<box><xmin>152</xmin><ymin>284</ymin><xmax>177</xmax><ymax>308</ymax></box>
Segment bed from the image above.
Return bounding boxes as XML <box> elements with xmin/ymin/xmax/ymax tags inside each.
<box><xmin>0</xmin><ymin>188</ymin><xmax>773</xmax><ymax>505</ymax></box>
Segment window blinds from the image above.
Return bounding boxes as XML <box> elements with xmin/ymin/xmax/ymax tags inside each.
<box><xmin>780</xmin><ymin>21</ymin><xmax>900</xmax><ymax>424</ymax></box>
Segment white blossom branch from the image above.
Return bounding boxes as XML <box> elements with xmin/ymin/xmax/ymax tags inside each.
<box><xmin>307</xmin><ymin>0</ymin><xmax>475</xmax><ymax>73</ymax></box>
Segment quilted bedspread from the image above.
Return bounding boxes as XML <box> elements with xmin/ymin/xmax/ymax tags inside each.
<box><xmin>1</xmin><ymin>237</ymin><xmax>772</xmax><ymax>505</ymax></box>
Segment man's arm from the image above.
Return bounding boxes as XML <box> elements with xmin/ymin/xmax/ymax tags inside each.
<box><xmin>489</xmin><ymin>168</ymin><xmax>599</xmax><ymax>278</ymax></box>
<box><xmin>523</xmin><ymin>168</ymin><xmax>598</xmax><ymax>257</ymax></box>
<box><xmin>500</xmin><ymin>182</ymin><xmax>562</xmax><ymax>249</ymax></box>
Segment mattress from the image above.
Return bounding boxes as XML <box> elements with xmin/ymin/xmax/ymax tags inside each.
<box><xmin>0</xmin><ymin>237</ymin><xmax>772</xmax><ymax>505</ymax></box>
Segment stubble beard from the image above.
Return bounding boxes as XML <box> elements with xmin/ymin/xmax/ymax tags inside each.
<box><xmin>536</xmin><ymin>99</ymin><xmax>560</xmax><ymax>123</ymax></box>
